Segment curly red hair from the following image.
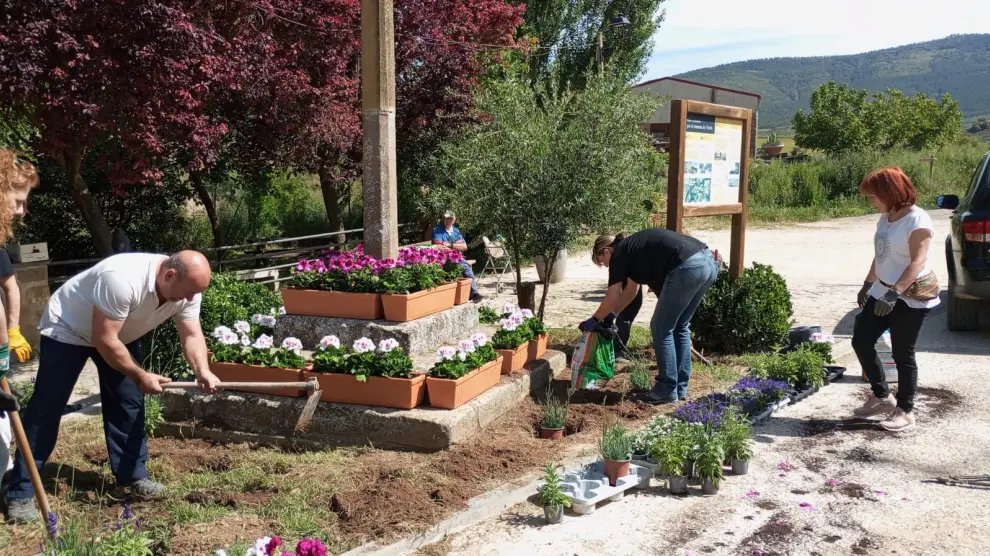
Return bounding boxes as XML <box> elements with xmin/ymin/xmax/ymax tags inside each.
<box><xmin>0</xmin><ymin>149</ymin><xmax>40</xmax><ymax>244</ymax></box>
<box><xmin>859</xmin><ymin>166</ymin><xmax>917</xmax><ymax>212</ymax></box>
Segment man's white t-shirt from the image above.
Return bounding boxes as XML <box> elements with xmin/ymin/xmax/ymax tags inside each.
<box><xmin>869</xmin><ymin>206</ymin><xmax>941</xmax><ymax>310</ymax></box>
<box><xmin>40</xmin><ymin>253</ymin><xmax>202</xmax><ymax>346</ymax></box>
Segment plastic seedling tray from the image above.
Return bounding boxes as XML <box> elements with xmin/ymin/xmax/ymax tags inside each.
<box><xmin>555</xmin><ymin>461</ymin><xmax>653</xmax><ymax>515</ymax></box>
<box><xmin>823</xmin><ymin>365</ymin><xmax>846</xmax><ymax>384</ymax></box>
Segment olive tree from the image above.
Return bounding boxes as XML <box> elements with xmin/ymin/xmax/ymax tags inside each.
<box><xmin>445</xmin><ymin>74</ymin><xmax>664</xmax><ymax>318</ymax></box>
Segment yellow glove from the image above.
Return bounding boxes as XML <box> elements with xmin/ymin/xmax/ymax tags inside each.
<box><xmin>8</xmin><ymin>326</ymin><xmax>32</xmax><ymax>363</ymax></box>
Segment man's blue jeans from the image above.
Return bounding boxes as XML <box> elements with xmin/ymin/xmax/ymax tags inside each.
<box><xmin>6</xmin><ymin>337</ymin><xmax>149</xmax><ymax>501</ymax></box>
<box><xmin>459</xmin><ymin>260</ymin><xmax>478</xmax><ymax>296</ymax></box>
<box><xmin>650</xmin><ymin>250</ymin><xmax>719</xmax><ymax>400</ymax></box>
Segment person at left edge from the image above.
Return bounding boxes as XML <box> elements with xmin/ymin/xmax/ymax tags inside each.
<box><xmin>0</xmin><ymin>248</ymin><xmax>32</xmax><ymax>363</ymax></box>
<box><xmin>5</xmin><ymin>251</ymin><xmax>221</xmax><ymax>523</ymax></box>
<box><xmin>432</xmin><ymin>210</ymin><xmax>483</xmax><ymax>302</ymax></box>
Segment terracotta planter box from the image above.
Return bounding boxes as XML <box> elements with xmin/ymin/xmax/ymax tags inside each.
<box><xmin>303</xmin><ymin>371</ymin><xmax>426</xmax><ymax>409</ymax></box>
<box><xmin>282</xmin><ymin>288</ymin><xmax>383</xmax><ymax>320</ymax></box>
<box><xmin>426</xmin><ymin>356</ymin><xmax>503</xmax><ymax>410</ymax></box>
<box><xmin>496</xmin><ymin>343</ymin><xmax>528</xmax><ymax>375</ymax></box>
<box><xmin>527</xmin><ymin>333</ymin><xmax>548</xmax><ymax>361</ymax></box>
<box><xmin>209</xmin><ymin>361</ymin><xmax>305</xmax><ymax>397</ymax></box>
<box><xmin>453</xmin><ymin>278</ymin><xmax>472</xmax><ymax>305</ymax></box>
<box><xmin>382</xmin><ymin>281</ymin><xmax>457</xmax><ymax>322</ymax></box>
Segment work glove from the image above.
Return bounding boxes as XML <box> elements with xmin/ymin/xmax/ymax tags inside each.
<box><xmin>873</xmin><ymin>289</ymin><xmax>900</xmax><ymax>317</ymax></box>
<box><xmin>601</xmin><ymin>312</ymin><xmax>617</xmax><ymax>328</ymax></box>
<box><xmin>578</xmin><ymin>316</ymin><xmax>599</xmax><ymax>333</ymax></box>
<box><xmin>857</xmin><ymin>282</ymin><xmax>873</xmax><ymax>309</ymax></box>
<box><xmin>8</xmin><ymin>326</ymin><xmax>32</xmax><ymax>362</ymax></box>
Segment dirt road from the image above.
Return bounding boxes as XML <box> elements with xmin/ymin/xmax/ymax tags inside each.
<box><xmin>446</xmin><ymin>211</ymin><xmax>990</xmax><ymax>556</ymax></box>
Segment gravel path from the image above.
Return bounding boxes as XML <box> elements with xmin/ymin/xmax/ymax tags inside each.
<box><xmin>444</xmin><ymin>210</ymin><xmax>990</xmax><ymax>556</ymax></box>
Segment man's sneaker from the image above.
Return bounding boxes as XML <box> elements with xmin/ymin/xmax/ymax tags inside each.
<box><xmin>470</xmin><ymin>293</ymin><xmax>485</xmax><ymax>303</ymax></box>
<box><xmin>126</xmin><ymin>478</ymin><xmax>164</xmax><ymax>498</ymax></box>
<box><xmin>880</xmin><ymin>408</ymin><xmax>916</xmax><ymax>432</ymax></box>
<box><xmin>853</xmin><ymin>393</ymin><xmax>896</xmax><ymax>417</ymax></box>
<box><xmin>6</xmin><ymin>497</ymin><xmax>38</xmax><ymax>523</ymax></box>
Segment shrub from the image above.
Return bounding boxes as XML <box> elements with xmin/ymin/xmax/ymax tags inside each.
<box><xmin>692</xmin><ymin>263</ymin><xmax>793</xmax><ymax>355</ymax></box>
<box><xmin>144</xmin><ymin>396</ymin><xmax>165</xmax><ymax>437</ymax></box>
<box><xmin>142</xmin><ymin>273</ymin><xmax>281</xmax><ymax>379</ymax></box>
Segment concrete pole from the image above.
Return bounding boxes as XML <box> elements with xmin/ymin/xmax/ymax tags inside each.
<box><xmin>596</xmin><ymin>31</ymin><xmax>604</xmax><ymax>74</ymax></box>
<box><xmin>361</xmin><ymin>0</ymin><xmax>399</xmax><ymax>259</ymax></box>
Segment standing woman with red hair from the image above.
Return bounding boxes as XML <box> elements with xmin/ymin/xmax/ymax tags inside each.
<box><xmin>0</xmin><ymin>149</ymin><xmax>39</xmax><ymax>476</ymax></box>
<box><xmin>852</xmin><ymin>167</ymin><xmax>940</xmax><ymax>432</ymax></box>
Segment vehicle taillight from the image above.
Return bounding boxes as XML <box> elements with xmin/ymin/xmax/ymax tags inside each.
<box><xmin>963</xmin><ymin>220</ymin><xmax>989</xmax><ymax>243</ymax></box>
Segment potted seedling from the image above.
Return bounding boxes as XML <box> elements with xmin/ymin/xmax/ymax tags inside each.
<box><xmin>598</xmin><ymin>421</ymin><xmax>632</xmax><ymax>487</ymax></box>
<box><xmin>651</xmin><ymin>434</ymin><xmax>688</xmax><ymax>495</ymax></box>
<box><xmin>762</xmin><ymin>130</ymin><xmax>784</xmax><ymax>156</ymax></box>
<box><xmin>720</xmin><ymin>413</ymin><xmax>754</xmax><ymax>475</ymax></box>
<box><xmin>539</xmin><ymin>462</ymin><xmax>571</xmax><ymax>524</ymax></box>
<box><xmin>539</xmin><ymin>387</ymin><xmax>567</xmax><ymax>440</ymax></box>
<box><xmin>695</xmin><ymin>431</ymin><xmax>725</xmax><ymax>495</ymax></box>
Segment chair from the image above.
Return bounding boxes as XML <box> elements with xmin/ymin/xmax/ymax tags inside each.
<box><xmin>478</xmin><ymin>236</ymin><xmax>514</xmax><ymax>294</ymax></box>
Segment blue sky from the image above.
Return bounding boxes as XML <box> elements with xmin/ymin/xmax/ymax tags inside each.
<box><xmin>642</xmin><ymin>0</ymin><xmax>990</xmax><ymax>80</ymax></box>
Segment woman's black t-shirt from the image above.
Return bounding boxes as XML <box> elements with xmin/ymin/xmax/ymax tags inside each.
<box><xmin>607</xmin><ymin>229</ymin><xmax>707</xmax><ymax>291</ymax></box>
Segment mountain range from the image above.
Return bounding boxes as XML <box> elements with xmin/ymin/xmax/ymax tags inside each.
<box><xmin>675</xmin><ymin>34</ymin><xmax>990</xmax><ymax>129</ymax></box>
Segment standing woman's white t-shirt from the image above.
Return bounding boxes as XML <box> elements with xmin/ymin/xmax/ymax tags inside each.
<box><xmin>869</xmin><ymin>205</ymin><xmax>940</xmax><ymax>310</ymax></box>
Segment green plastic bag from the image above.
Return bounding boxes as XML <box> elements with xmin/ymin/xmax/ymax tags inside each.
<box><xmin>569</xmin><ymin>331</ymin><xmax>616</xmax><ymax>389</ymax></box>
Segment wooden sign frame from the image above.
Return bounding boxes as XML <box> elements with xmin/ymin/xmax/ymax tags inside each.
<box><xmin>665</xmin><ymin>99</ymin><xmax>752</xmax><ymax>279</ymax></box>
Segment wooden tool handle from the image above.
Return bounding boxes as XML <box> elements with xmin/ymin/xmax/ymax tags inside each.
<box><xmin>1</xmin><ymin>377</ymin><xmax>53</xmax><ymax>520</ymax></box>
<box><xmin>162</xmin><ymin>381</ymin><xmax>314</xmax><ymax>390</ymax></box>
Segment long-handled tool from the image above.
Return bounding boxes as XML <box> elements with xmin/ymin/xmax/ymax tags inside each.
<box><xmin>162</xmin><ymin>377</ymin><xmax>321</xmax><ymax>432</ymax></box>
<box><xmin>1</xmin><ymin>377</ymin><xmax>53</xmax><ymax>520</ymax></box>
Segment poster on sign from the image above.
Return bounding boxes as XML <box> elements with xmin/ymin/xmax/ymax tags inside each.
<box><xmin>682</xmin><ymin>114</ymin><xmax>744</xmax><ymax>206</ymax></box>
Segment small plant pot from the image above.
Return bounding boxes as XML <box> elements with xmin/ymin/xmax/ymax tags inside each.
<box><xmin>543</xmin><ymin>504</ymin><xmax>564</xmax><ymax>524</ymax></box>
<box><xmin>603</xmin><ymin>459</ymin><xmax>630</xmax><ymax>487</ymax></box>
<box><xmin>540</xmin><ymin>427</ymin><xmax>564</xmax><ymax>440</ymax></box>
<box><xmin>762</xmin><ymin>144</ymin><xmax>784</xmax><ymax>156</ymax></box>
<box><xmin>701</xmin><ymin>478</ymin><xmax>719</xmax><ymax>495</ymax></box>
<box><xmin>668</xmin><ymin>475</ymin><xmax>689</xmax><ymax>495</ymax></box>
<box><xmin>731</xmin><ymin>459</ymin><xmax>750</xmax><ymax>475</ymax></box>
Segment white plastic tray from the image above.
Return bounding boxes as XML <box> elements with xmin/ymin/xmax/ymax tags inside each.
<box><xmin>557</xmin><ymin>461</ymin><xmax>653</xmax><ymax>515</ymax></box>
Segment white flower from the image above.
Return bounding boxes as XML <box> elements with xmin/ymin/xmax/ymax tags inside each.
<box><xmin>457</xmin><ymin>349</ymin><xmax>467</xmax><ymax>361</ymax></box>
<box><xmin>319</xmin><ymin>335</ymin><xmax>341</xmax><ymax>350</ymax></box>
<box><xmin>459</xmin><ymin>339</ymin><xmax>476</xmax><ymax>353</ymax></box>
<box><xmin>215</xmin><ymin>551</ymin><xmax>228</xmax><ymax>556</ymax></box>
<box><xmin>252</xmin><ymin>334</ymin><xmax>274</xmax><ymax>349</ymax></box>
<box><xmin>219</xmin><ymin>330</ymin><xmax>240</xmax><ymax>346</ymax></box>
<box><xmin>520</xmin><ymin>308</ymin><xmax>534</xmax><ymax>319</ymax></box>
<box><xmin>251</xmin><ymin>314</ymin><xmax>264</xmax><ymax>325</ymax></box>
<box><xmin>240</xmin><ymin>334</ymin><xmax>251</xmax><ymax>347</ymax></box>
<box><xmin>234</xmin><ymin>321</ymin><xmax>251</xmax><ymax>334</ymax></box>
<box><xmin>259</xmin><ymin>315</ymin><xmax>277</xmax><ymax>328</ymax></box>
<box><xmin>503</xmin><ymin>302</ymin><xmax>518</xmax><ymax>315</ymax></box>
<box><xmin>212</xmin><ymin>325</ymin><xmax>233</xmax><ymax>339</ymax></box>
<box><xmin>246</xmin><ymin>537</ymin><xmax>272</xmax><ymax>556</ymax></box>
<box><xmin>510</xmin><ymin>313</ymin><xmax>524</xmax><ymax>326</ymax></box>
<box><xmin>471</xmin><ymin>332</ymin><xmax>488</xmax><ymax>347</ymax></box>
<box><xmin>378</xmin><ymin>338</ymin><xmax>400</xmax><ymax>352</ymax></box>
<box><xmin>353</xmin><ymin>337</ymin><xmax>376</xmax><ymax>353</ymax></box>
<box><xmin>499</xmin><ymin>318</ymin><xmax>517</xmax><ymax>332</ymax></box>
<box><xmin>437</xmin><ymin>346</ymin><xmax>457</xmax><ymax>361</ymax></box>
<box><xmin>277</xmin><ymin>306</ymin><xmax>286</xmax><ymax>316</ymax></box>
<box><xmin>282</xmin><ymin>337</ymin><xmax>303</xmax><ymax>352</ymax></box>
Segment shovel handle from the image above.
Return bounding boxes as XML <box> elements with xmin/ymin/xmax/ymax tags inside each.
<box><xmin>163</xmin><ymin>381</ymin><xmax>316</xmax><ymax>390</ymax></box>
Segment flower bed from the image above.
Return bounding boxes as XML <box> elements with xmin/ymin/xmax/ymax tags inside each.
<box><xmin>210</xmin><ymin>323</ymin><xmax>306</xmax><ymax>397</ymax></box>
<box><xmin>426</xmin><ymin>333</ymin><xmax>502</xmax><ymax>409</ymax></box>
<box><xmin>492</xmin><ymin>304</ymin><xmax>547</xmax><ymax>374</ymax></box>
<box><xmin>284</xmin><ymin>245</ymin><xmax>465</xmax><ymax>321</ymax></box>
<box><xmin>305</xmin><ymin>335</ymin><xmax>424</xmax><ymax>409</ymax></box>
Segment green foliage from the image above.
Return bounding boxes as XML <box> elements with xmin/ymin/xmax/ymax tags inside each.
<box><xmin>718</xmin><ymin>413</ymin><xmax>753</xmax><ymax>461</ymax></box>
<box><xmin>540</xmin><ymin>387</ymin><xmax>568</xmax><ymax>429</ymax></box>
<box><xmin>793</xmin><ymin>82</ymin><xmax>961</xmax><ymax>155</ymax></box>
<box><xmin>43</xmin><ymin>507</ymin><xmax>154</xmax><ymax>556</ymax></box>
<box><xmin>144</xmin><ymin>396</ymin><xmax>165</xmax><ymax>437</ymax></box>
<box><xmin>693</xmin><ymin>429</ymin><xmax>725</xmax><ymax>488</ymax></box>
<box><xmin>478</xmin><ymin>304</ymin><xmax>500</xmax><ymax>324</ymax></box>
<box><xmin>763</xmin><ymin>130</ymin><xmax>782</xmax><ymax>146</ymax></box>
<box><xmin>789</xmin><ymin>346</ymin><xmax>826</xmax><ymax>389</ymax></box>
<box><xmin>11</xmin><ymin>379</ymin><xmax>33</xmax><ymax>408</ymax></box>
<box><xmin>630</xmin><ymin>415</ymin><xmax>675</xmax><ymax>456</ymax></box>
<box><xmin>446</xmin><ymin>74</ymin><xmax>663</xmax><ymax>317</ymax></box>
<box><xmin>801</xmin><ymin>341</ymin><xmax>834</xmax><ymax>364</ymax></box>
<box><xmin>539</xmin><ymin>462</ymin><xmax>572</xmax><ymax>508</ymax></box>
<box><xmin>650</xmin><ymin>431</ymin><xmax>687</xmax><ymax>477</ymax></box>
<box><xmin>239</xmin><ymin>347</ymin><xmax>306</xmax><ymax>369</ymax></box>
<box><xmin>492</xmin><ymin>325</ymin><xmax>532</xmax><ymax>350</ymax></box>
<box><xmin>309</xmin><ymin>341</ymin><xmax>414</xmax><ymax>381</ymax></box>
<box><xmin>598</xmin><ymin>421</ymin><xmax>632</xmax><ymax>462</ymax></box>
<box><xmin>142</xmin><ymin>273</ymin><xmax>281</xmax><ymax>379</ymax></box>
<box><xmin>628</xmin><ymin>359</ymin><xmax>652</xmax><ymax>391</ymax></box>
<box><xmin>692</xmin><ymin>263</ymin><xmax>793</xmax><ymax>355</ymax></box>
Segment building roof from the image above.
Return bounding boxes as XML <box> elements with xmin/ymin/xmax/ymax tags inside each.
<box><xmin>633</xmin><ymin>76</ymin><xmax>761</xmax><ymax>100</ymax></box>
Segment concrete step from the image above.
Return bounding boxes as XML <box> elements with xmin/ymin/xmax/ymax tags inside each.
<box><xmin>160</xmin><ymin>350</ymin><xmax>567</xmax><ymax>451</ymax></box>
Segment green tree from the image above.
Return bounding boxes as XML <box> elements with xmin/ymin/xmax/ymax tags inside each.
<box><xmin>444</xmin><ymin>74</ymin><xmax>663</xmax><ymax>318</ymax></box>
<box><xmin>520</xmin><ymin>0</ymin><xmax>667</xmax><ymax>91</ymax></box>
<box><xmin>792</xmin><ymin>82</ymin><xmax>876</xmax><ymax>155</ymax></box>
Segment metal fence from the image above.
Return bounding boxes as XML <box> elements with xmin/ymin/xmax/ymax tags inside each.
<box><xmin>46</xmin><ymin>223</ymin><xmax>424</xmax><ymax>290</ymax></box>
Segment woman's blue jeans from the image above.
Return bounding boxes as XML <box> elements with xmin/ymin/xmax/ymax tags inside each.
<box><xmin>650</xmin><ymin>250</ymin><xmax>718</xmax><ymax>400</ymax></box>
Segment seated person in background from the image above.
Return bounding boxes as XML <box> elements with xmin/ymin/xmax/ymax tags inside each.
<box><xmin>432</xmin><ymin>210</ymin><xmax>483</xmax><ymax>302</ymax></box>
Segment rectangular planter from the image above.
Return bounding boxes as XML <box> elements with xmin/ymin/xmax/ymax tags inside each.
<box><xmin>453</xmin><ymin>278</ymin><xmax>472</xmax><ymax>305</ymax></box>
<box><xmin>282</xmin><ymin>288</ymin><xmax>383</xmax><ymax>320</ymax></box>
<box><xmin>426</xmin><ymin>356</ymin><xmax>503</xmax><ymax>409</ymax></box>
<box><xmin>209</xmin><ymin>361</ymin><xmax>305</xmax><ymax>397</ymax></box>
<box><xmin>527</xmin><ymin>333</ymin><xmax>548</xmax><ymax>361</ymax></box>
<box><xmin>303</xmin><ymin>371</ymin><xmax>426</xmax><ymax>409</ymax></box>
<box><xmin>381</xmin><ymin>281</ymin><xmax>457</xmax><ymax>322</ymax></box>
<box><xmin>496</xmin><ymin>343</ymin><xmax>528</xmax><ymax>375</ymax></box>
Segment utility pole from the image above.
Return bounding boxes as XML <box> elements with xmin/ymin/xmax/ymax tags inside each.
<box><xmin>360</xmin><ymin>0</ymin><xmax>399</xmax><ymax>259</ymax></box>
<box><xmin>596</xmin><ymin>30</ymin><xmax>604</xmax><ymax>74</ymax></box>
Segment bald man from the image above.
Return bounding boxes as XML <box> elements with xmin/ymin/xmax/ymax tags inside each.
<box><xmin>5</xmin><ymin>251</ymin><xmax>220</xmax><ymax>522</ymax></box>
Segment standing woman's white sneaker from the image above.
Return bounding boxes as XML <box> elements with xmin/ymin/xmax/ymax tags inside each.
<box><xmin>880</xmin><ymin>408</ymin><xmax>916</xmax><ymax>432</ymax></box>
<box><xmin>853</xmin><ymin>393</ymin><xmax>896</xmax><ymax>417</ymax></box>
